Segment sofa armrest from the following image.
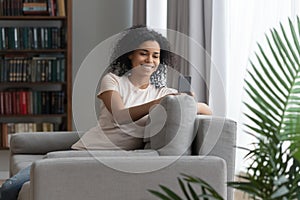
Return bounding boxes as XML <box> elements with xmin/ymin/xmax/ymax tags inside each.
<box><xmin>192</xmin><ymin>115</ymin><xmax>236</xmax><ymax>200</ymax></box>
<box><xmin>10</xmin><ymin>131</ymin><xmax>83</xmax><ymax>154</ymax></box>
<box><xmin>29</xmin><ymin>156</ymin><xmax>227</xmax><ymax>200</ymax></box>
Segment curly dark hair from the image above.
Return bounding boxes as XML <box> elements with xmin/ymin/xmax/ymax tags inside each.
<box><xmin>108</xmin><ymin>25</ymin><xmax>175</xmax><ymax>88</ymax></box>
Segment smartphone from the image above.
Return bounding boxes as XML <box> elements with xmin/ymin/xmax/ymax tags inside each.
<box><xmin>178</xmin><ymin>75</ymin><xmax>191</xmax><ymax>94</ymax></box>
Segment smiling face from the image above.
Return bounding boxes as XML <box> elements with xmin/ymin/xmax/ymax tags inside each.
<box><xmin>128</xmin><ymin>40</ymin><xmax>161</xmax><ymax>76</ymax></box>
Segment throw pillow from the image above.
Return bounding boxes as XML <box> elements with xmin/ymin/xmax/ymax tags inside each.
<box><xmin>144</xmin><ymin>94</ymin><xmax>197</xmax><ymax>155</ymax></box>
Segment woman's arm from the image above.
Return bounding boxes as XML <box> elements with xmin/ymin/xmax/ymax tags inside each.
<box><xmin>98</xmin><ymin>90</ymin><xmax>161</xmax><ymax>125</ymax></box>
<box><xmin>99</xmin><ymin>91</ymin><xmax>212</xmax><ymax>124</ymax></box>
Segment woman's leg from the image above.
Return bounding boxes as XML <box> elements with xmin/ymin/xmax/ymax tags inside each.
<box><xmin>0</xmin><ymin>165</ymin><xmax>31</xmax><ymax>200</ymax></box>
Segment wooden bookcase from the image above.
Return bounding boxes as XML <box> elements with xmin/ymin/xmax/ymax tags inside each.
<box><xmin>0</xmin><ymin>0</ymin><xmax>72</xmax><ymax>149</ymax></box>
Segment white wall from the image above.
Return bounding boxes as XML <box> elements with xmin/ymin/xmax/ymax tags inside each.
<box><xmin>72</xmin><ymin>0</ymin><xmax>133</xmax><ymax>131</ymax></box>
<box><xmin>0</xmin><ymin>0</ymin><xmax>133</xmax><ymax>180</ymax></box>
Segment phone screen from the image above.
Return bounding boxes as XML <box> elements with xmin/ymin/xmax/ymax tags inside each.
<box><xmin>178</xmin><ymin>75</ymin><xmax>191</xmax><ymax>93</ymax></box>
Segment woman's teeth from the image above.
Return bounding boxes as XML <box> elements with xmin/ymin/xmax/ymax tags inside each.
<box><xmin>141</xmin><ymin>64</ymin><xmax>154</xmax><ymax>68</ymax></box>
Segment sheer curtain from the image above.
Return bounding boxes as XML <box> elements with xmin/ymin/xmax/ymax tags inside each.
<box><xmin>227</xmin><ymin>0</ymin><xmax>300</xmax><ymax>173</ymax></box>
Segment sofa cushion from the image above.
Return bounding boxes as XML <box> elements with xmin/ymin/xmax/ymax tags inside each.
<box><xmin>28</xmin><ymin>156</ymin><xmax>227</xmax><ymax>200</ymax></box>
<box><xmin>46</xmin><ymin>149</ymin><xmax>159</xmax><ymax>158</ymax></box>
<box><xmin>144</xmin><ymin>94</ymin><xmax>197</xmax><ymax>155</ymax></box>
<box><xmin>18</xmin><ymin>181</ymin><xmax>30</xmax><ymax>200</ymax></box>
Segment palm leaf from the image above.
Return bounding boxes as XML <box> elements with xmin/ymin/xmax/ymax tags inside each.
<box><xmin>148</xmin><ymin>174</ymin><xmax>224</xmax><ymax>200</ymax></box>
<box><xmin>187</xmin><ymin>183</ymin><xmax>199</xmax><ymax>200</ymax></box>
<box><xmin>148</xmin><ymin>189</ymin><xmax>173</xmax><ymax>200</ymax></box>
<box><xmin>182</xmin><ymin>174</ymin><xmax>223</xmax><ymax>200</ymax></box>
<box><xmin>159</xmin><ymin>185</ymin><xmax>182</xmax><ymax>200</ymax></box>
<box><xmin>234</xmin><ymin>16</ymin><xmax>300</xmax><ymax>199</ymax></box>
<box><xmin>149</xmin><ymin>16</ymin><xmax>300</xmax><ymax>200</ymax></box>
<box><xmin>178</xmin><ymin>178</ymin><xmax>191</xmax><ymax>200</ymax></box>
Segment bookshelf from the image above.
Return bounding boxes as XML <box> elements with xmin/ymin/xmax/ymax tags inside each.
<box><xmin>0</xmin><ymin>0</ymin><xmax>72</xmax><ymax>149</ymax></box>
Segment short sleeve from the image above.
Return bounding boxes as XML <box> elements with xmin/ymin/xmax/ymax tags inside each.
<box><xmin>98</xmin><ymin>73</ymin><xmax>120</xmax><ymax>95</ymax></box>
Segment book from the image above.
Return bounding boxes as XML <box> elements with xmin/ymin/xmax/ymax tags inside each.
<box><xmin>0</xmin><ymin>122</ymin><xmax>57</xmax><ymax>147</ymax></box>
<box><xmin>15</xmin><ymin>90</ymin><xmax>20</xmax><ymax>114</ymax></box>
<box><xmin>49</xmin><ymin>0</ymin><xmax>56</xmax><ymax>16</ymax></box>
<box><xmin>19</xmin><ymin>90</ymin><xmax>27</xmax><ymax>115</ymax></box>
<box><xmin>11</xmin><ymin>91</ymin><xmax>17</xmax><ymax>114</ymax></box>
<box><xmin>0</xmin><ymin>0</ymin><xmax>23</xmax><ymax>16</ymax></box>
<box><xmin>4</xmin><ymin>91</ymin><xmax>12</xmax><ymax>114</ymax></box>
<box><xmin>0</xmin><ymin>125</ymin><xmax>2</xmax><ymax>148</ymax></box>
<box><xmin>32</xmin><ymin>27</ymin><xmax>38</xmax><ymax>49</ymax></box>
<box><xmin>1</xmin><ymin>27</ymin><xmax>6</xmax><ymax>49</ymax></box>
<box><xmin>1</xmin><ymin>123</ymin><xmax>8</xmax><ymax>148</ymax></box>
<box><xmin>26</xmin><ymin>91</ymin><xmax>32</xmax><ymax>114</ymax></box>
<box><xmin>22</xmin><ymin>2</ymin><xmax>48</xmax><ymax>15</ymax></box>
<box><xmin>42</xmin><ymin>122</ymin><xmax>54</xmax><ymax>131</ymax></box>
<box><xmin>0</xmin><ymin>92</ymin><xmax>4</xmax><ymax>115</ymax></box>
<box><xmin>56</xmin><ymin>0</ymin><xmax>65</xmax><ymax>16</ymax></box>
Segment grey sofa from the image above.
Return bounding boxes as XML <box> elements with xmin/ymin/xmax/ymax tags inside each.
<box><xmin>9</xmin><ymin>95</ymin><xmax>236</xmax><ymax>200</ymax></box>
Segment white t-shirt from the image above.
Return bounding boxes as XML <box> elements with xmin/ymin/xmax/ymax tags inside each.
<box><xmin>72</xmin><ymin>72</ymin><xmax>177</xmax><ymax>150</ymax></box>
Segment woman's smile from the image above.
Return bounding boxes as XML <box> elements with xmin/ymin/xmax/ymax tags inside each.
<box><xmin>141</xmin><ymin>64</ymin><xmax>155</xmax><ymax>71</ymax></box>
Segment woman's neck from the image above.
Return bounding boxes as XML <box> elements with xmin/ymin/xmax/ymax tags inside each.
<box><xmin>128</xmin><ymin>74</ymin><xmax>150</xmax><ymax>89</ymax></box>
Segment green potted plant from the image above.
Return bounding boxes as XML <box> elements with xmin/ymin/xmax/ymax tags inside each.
<box><xmin>149</xmin><ymin>16</ymin><xmax>300</xmax><ymax>200</ymax></box>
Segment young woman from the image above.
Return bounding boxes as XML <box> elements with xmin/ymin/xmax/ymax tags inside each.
<box><xmin>71</xmin><ymin>25</ymin><xmax>212</xmax><ymax>150</ymax></box>
<box><xmin>0</xmin><ymin>25</ymin><xmax>211</xmax><ymax>200</ymax></box>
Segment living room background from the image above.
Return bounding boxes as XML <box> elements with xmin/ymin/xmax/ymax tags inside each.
<box><xmin>0</xmin><ymin>0</ymin><xmax>134</xmax><ymax>180</ymax></box>
<box><xmin>1</xmin><ymin>0</ymin><xmax>300</xmax><ymax>181</ymax></box>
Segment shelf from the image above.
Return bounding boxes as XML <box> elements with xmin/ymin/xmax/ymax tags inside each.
<box><xmin>0</xmin><ymin>82</ymin><xmax>66</xmax><ymax>86</ymax></box>
<box><xmin>0</xmin><ymin>16</ymin><xmax>66</xmax><ymax>20</ymax></box>
<box><xmin>0</xmin><ymin>0</ymin><xmax>72</xmax><ymax>135</ymax></box>
<box><xmin>0</xmin><ymin>114</ymin><xmax>67</xmax><ymax>118</ymax></box>
<box><xmin>0</xmin><ymin>49</ymin><xmax>67</xmax><ymax>53</ymax></box>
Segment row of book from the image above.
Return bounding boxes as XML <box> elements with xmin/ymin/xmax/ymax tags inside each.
<box><xmin>0</xmin><ymin>122</ymin><xmax>58</xmax><ymax>148</ymax></box>
<box><xmin>0</xmin><ymin>55</ymin><xmax>65</xmax><ymax>82</ymax></box>
<box><xmin>0</xmin><ymin>0</ymin><xmax>66</xmax><ymax>16</ymax></box>
<box><xmin>0</xmin><ymin>90</ymin><xmax>65</xmax><ymax>115</ymax></box>
<box><xmin>0</xmin><ymin>27</ymin><xmax>65</xmax><ymax>50</ymax></box>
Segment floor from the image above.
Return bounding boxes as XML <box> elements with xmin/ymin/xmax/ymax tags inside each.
<box><xmin>233</xmin><ymin>174</ymin><xmax>250</xmax><ymax>200</ymax></box>
<box><xmin>235</xmin><ymin>190</ymin><xmax>250</xmax><ymax>200</ymax></box>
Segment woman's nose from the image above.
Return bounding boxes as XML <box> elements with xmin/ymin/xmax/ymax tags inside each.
<box><xmin>145</xmin><ymin>56</ymin><xmax>153</xmax><ymax>63</ymax></box>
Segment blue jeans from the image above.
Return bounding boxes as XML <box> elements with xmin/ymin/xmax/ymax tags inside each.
<box><xmin>0</xmin><ymin>166</ymin><xmax>30</xmax><ymax>200</ymax></box>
